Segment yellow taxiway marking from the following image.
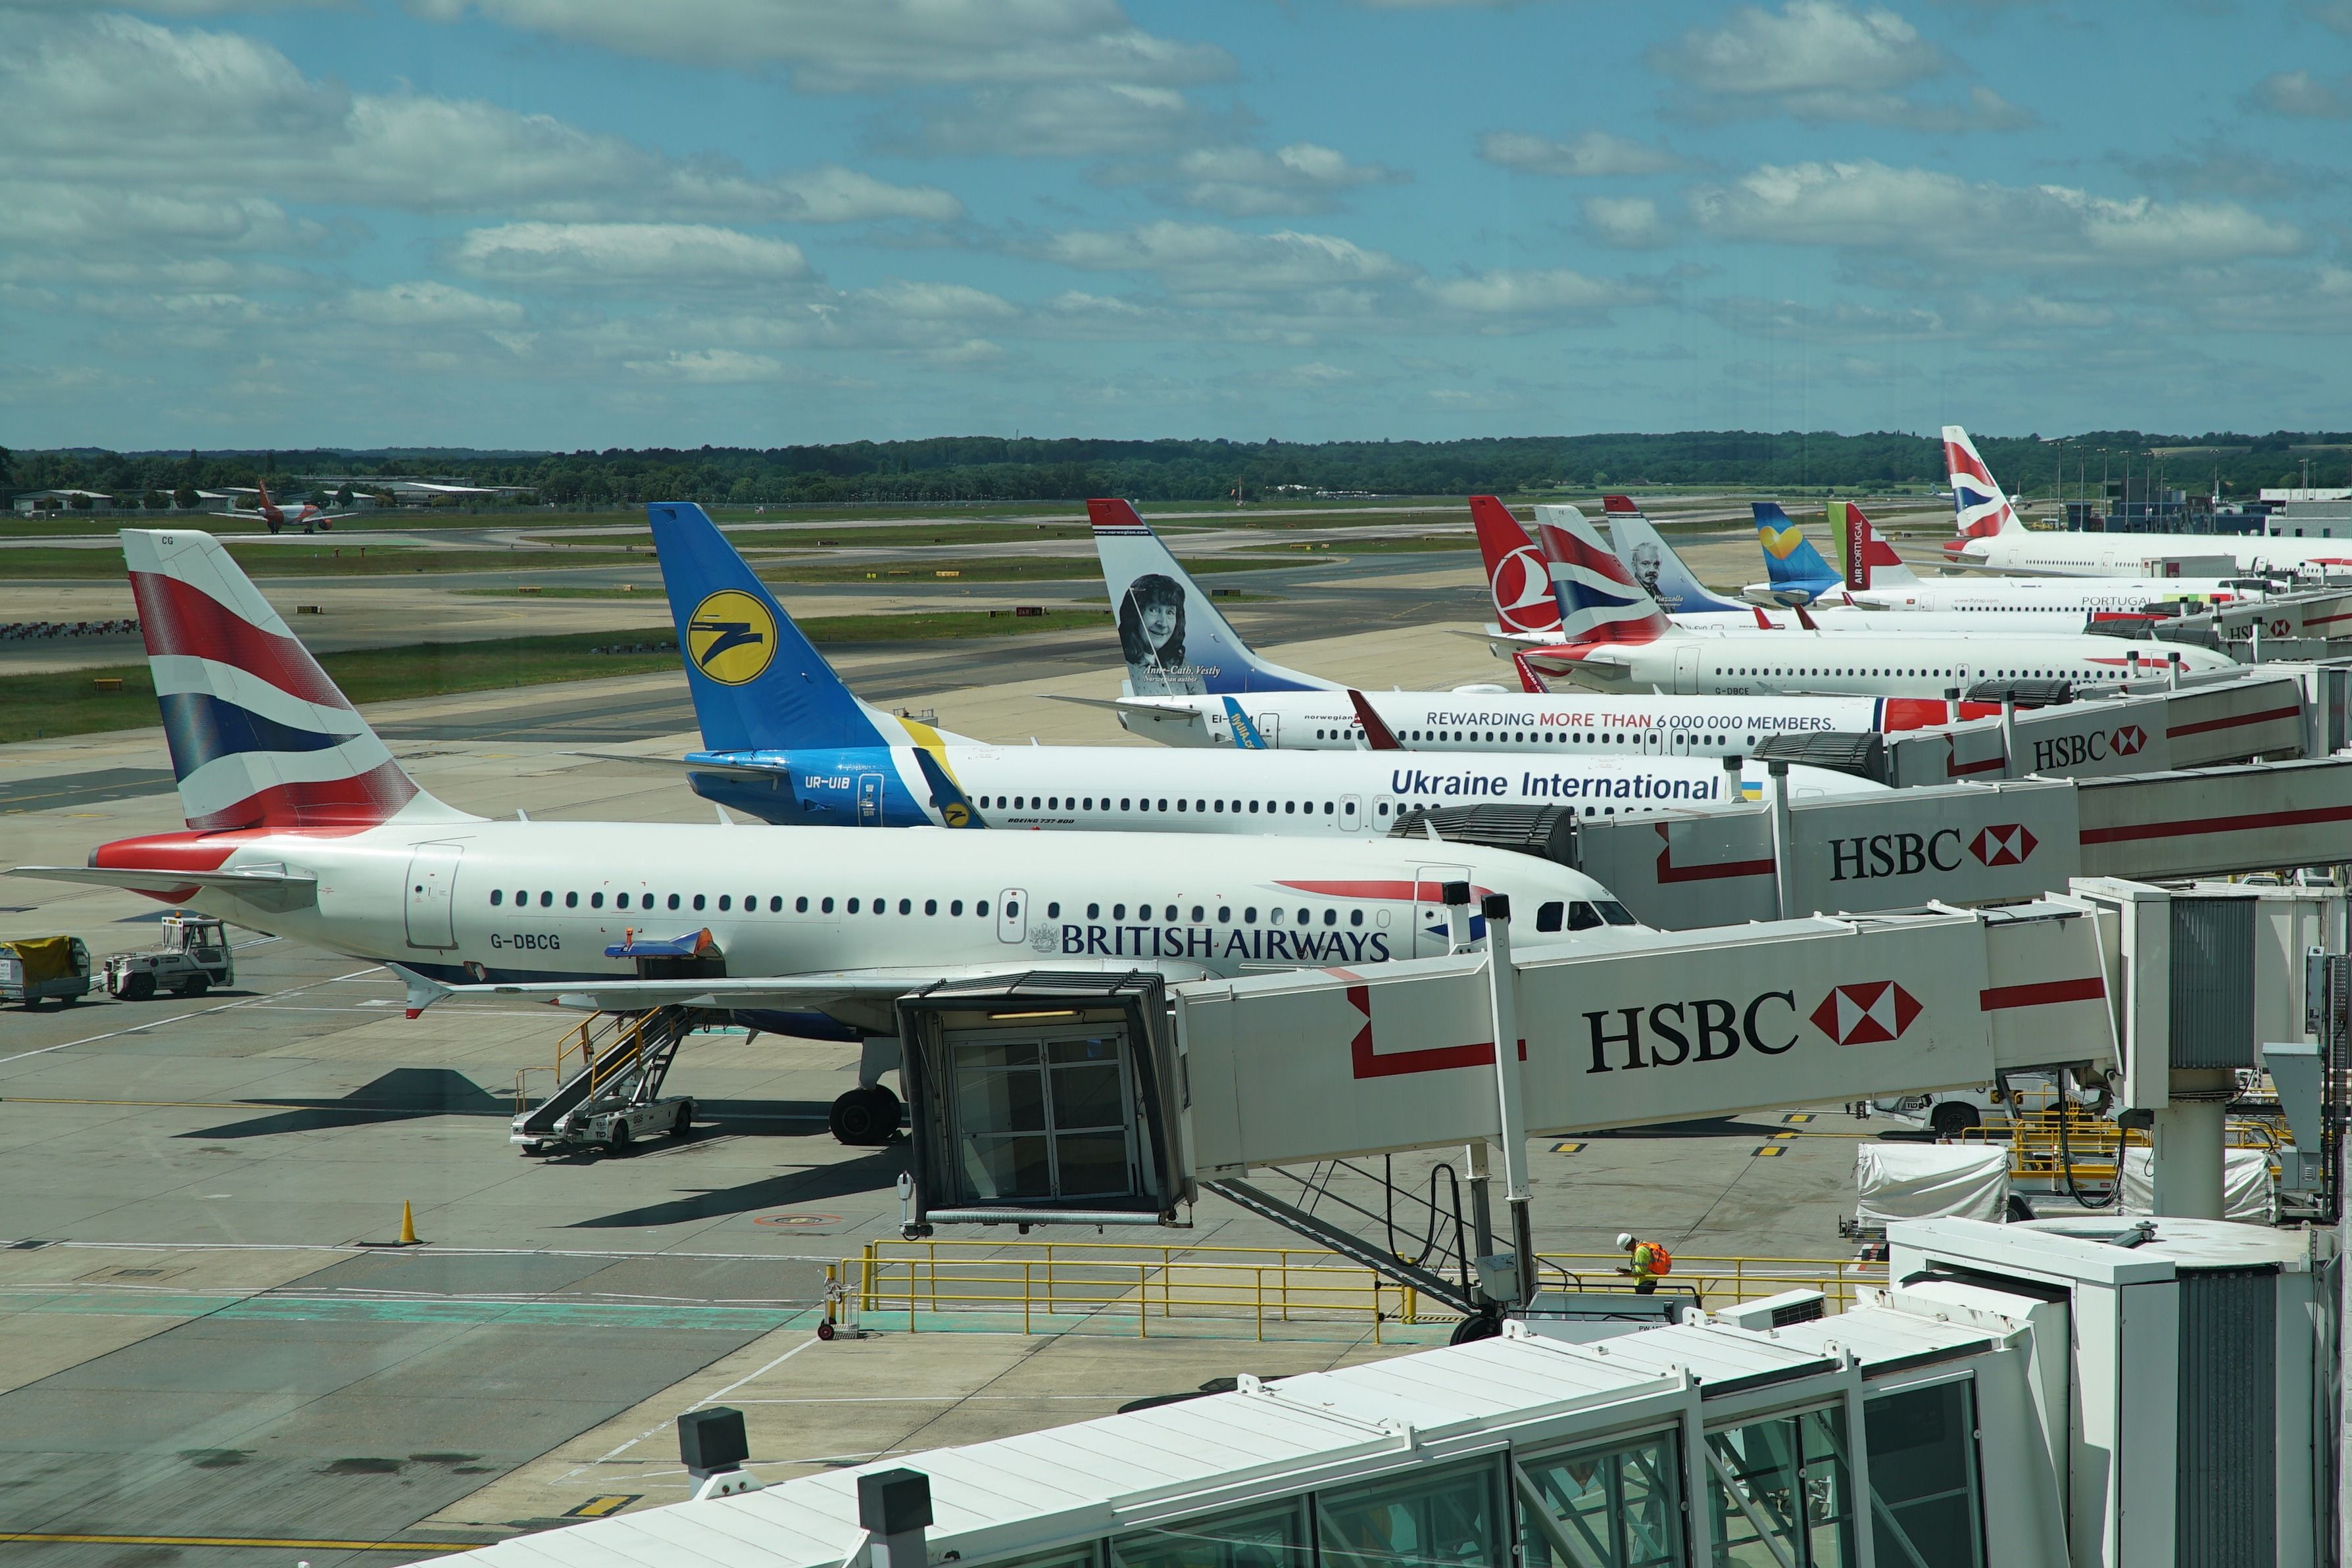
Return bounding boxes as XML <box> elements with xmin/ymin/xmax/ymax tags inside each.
<box><xmin>1550</xmin><ymin>1141</ymin><xmax>1586</xmax><ymax>1154</ymax></box>
<box><xmin>1753</xmin><ymin>1146</ymin><xmax>1788</xmax><ymax>1158</ymax></box>
<box><xmin>1782</xmin><ymin>1112</ymin><xmax>1815</xmax><ymax>1123</ymax></box>
<box><xmin>0</xmin><ymin>1532</ymin><xmax>474</xmax><ymax>1552</ymax></box>
<box><xmin>568</xmin><ymin>1494</ymin><xmax>642</xmax><ymax>1517</ymax></box>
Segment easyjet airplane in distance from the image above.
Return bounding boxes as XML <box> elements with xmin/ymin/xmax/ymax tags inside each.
<box><xmin>1942</xmin><ymin>424</ymin><xmax>2352</xmax><ymax>576</ymax></box>
<box><xmin>1079</xmin><ymin>501</ymin><xmax>1992</xmax><ymax>754</ymax></box>
<box><xmin>11</xmin><ymin>528</ymin><xmax>1633</xmax><ymax>1141</ymax></box>
<box><xmin>1517</xmin><ymin>506</ymin><xmax>2238</xmax><ymax>695</ymax></box>
<box><xmin>628</xmin><ymin>501</ymin><xmax>1882</xmax><ymax>821</ymax></box>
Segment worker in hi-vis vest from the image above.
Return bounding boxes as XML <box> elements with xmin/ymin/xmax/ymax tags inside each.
<box><xmin>1616</xmin><ymin>1233</ymin><xmax>1671</xmax><ymax>1294</ymax></box>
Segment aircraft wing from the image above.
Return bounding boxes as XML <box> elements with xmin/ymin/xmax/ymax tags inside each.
<box><xmin>1037</xmin><ymin>692</ymin><xmax>1211</xmax><ymax>741</ymax></box>
<box><xmin>10</xmin><ymin>862</ymin><xmax>318</xmax><ymax>912</ymax></box>
<box><xmin>415</xmin><ymin>958</ymin><xmax>1217</xmax><ymax>1019</ymax></box>
<box><xmin>566</xmin><ymin>750</ymin><xmax>787</xmax><ymax>781</ymax></box>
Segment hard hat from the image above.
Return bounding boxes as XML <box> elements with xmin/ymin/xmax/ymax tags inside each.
<box><xmin>1615</xmin><ymin>1233</ymin><xmax>1635</xmax><ymax>1249</ymax></box>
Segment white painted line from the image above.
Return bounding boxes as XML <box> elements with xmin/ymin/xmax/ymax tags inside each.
<box><xmin>0</xmin><ymin>966</ymin><xmax>383</xmax><ymax>1065</ymax></box>
<box><xmin>564</xmin><ymin>1334</ymin><xmax>822</xmax><ymax>1480</ymax></box>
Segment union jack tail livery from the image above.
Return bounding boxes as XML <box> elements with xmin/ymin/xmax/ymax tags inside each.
<box><xmin>1943</xmin><ymin>425</ymin><xmax>2022</xmax><ymax>541</ymax></box>
<box><xmin>1532</xmin><ymin>504</ymin><xmax>1669</xmax><ymax>645</ymax></box>
<box><xmin>124</xmin><ymin>529</ymin><xmax>469</xmax><ymax>834</ymax></box>
<box><xmin>1838</xmin><ymin>502</ymin><xmax>1918</xmax><ymax>591</ymax></box>
<box><xmin>1469</xmin><ymin>497</ymin><xmax>1559</xmax><ymax>635</ymax></box>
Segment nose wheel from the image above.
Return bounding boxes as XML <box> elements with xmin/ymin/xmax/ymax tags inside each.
<box><xmin>829</xmin><ymin>1084</ymin><xmax>902</xmax><ymax>1146</ymax></box>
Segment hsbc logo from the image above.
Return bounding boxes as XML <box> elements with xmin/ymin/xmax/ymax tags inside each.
<box><xmin>2032</xmin><ymin>722</ymin><xmax>2151</xmax><ymax>772</ymax></box>
<box><xmin>2111</xmin><ymin>725</ymin><xmax>2145</xmax><ymax>756</ymax></box>
<box><xmin>1828</xmin><ymin>829</ymin><xmax>1962</xmax><ymax>881</ymax></box>
<box><xmin>1809</xmin><ymin>981</ymin><xmax>1922</xmax><ymax>1046</ymax></box>
<box><xmin>1968</xmin><ymin>823</ymin><xmax>2038</xmax><ymax>868</ymax></box>
<box><xmin>1492</xmin><ymin>544</ymin><xmax>1556</xmax><ymax>632</ymax></box>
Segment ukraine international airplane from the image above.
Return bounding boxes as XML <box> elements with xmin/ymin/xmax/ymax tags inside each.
<box><xmin>618</xmin><ymin>501</ymin><xmax>1884</xmax><ymax>821</ymax></box>
<box><xmin>1942</xmin><ymin>424</ymin><xmax>2352</xmax><ymax>577</ymax></box>
<box><xmin>11</xmin><ymin>529</ymin><xmax>1632</xmax><ymax>1140</ymax></box>
<box><xmin>1073</xmin><ymin>500</ymin><xmax>1993</xmax><ymax>753</ymax></box>
<box><xmin>1517</xmin><ymin>506</ymin><xmax>2239</xmax><ymax>696</ymax></box>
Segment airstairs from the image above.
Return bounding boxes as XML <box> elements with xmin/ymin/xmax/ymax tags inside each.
<box><xmin>512</xmin><ymin>1005</ymin><xmax>700</xmax><ymax>1152</ymax></box>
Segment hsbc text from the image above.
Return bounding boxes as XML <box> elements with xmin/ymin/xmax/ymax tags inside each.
<box><xmin>1828</xmin><ymin>830</ymin><xmax>1963</xmax><ymax>882</ymax></box>
<box><xmin>1584</xmin><ymin>992</ymin><xmax>1797</xmax><ymax>1073</ymax></box>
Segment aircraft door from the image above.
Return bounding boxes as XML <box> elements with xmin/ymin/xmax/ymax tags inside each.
<box><xmin>1411</xmin><ymin>864</ymin><xmax>1471</xmax><ymax>956</ymax></box>
<box><xmin>856</xmin><ymin>773</ymin><xmax>884</xmax><ymax>825</ymax></box>
<box><xmin>1256</xmin><ymin>713</ymin><xmax>1277</xmax><ymax>747</ymax></box>
<box><xmin>1674</xmin><ymin>645</ymin><xmax>1700</xmax><ymax>694</ymax></box>
<box><xmin>403</xmin><ymin>842</ymin><xmax>464</xmax><ymax>949</ymax></box>
<box><xmin>1340</xmin><ymin>794</ymin><xmax>1363</xmax><ymax>831</ymax></box>
<box><xmin>996</xmin><ymin>888</ymin><xmax>1029</xmax><ymax>944</ymax></box>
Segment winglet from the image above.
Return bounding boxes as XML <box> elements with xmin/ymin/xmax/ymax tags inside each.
<box><xmin>1509</xmin><ymin>651</ymin><xmax>1554</xmax><ymax>695</ymax></box>
<box><xmin>1347</xmin><ymin>690</ymin><xmax>1404</xmax><ymax>750</ymax></box>
<box><xmin>1752</xmin><ymin>605</ymin><xmax>1773</xmax><ymax>629</ymax></box>
<box><xmin>1792</xmin><ymin>601</ymin><xmax>1821</xmax><ymax>632</ymax></box>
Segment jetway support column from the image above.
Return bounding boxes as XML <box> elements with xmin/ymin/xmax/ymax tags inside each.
<box><xmin>1481</xmin><ymin>894</ymin><xmax>1535</xmax><ymax>1310</ymax></box>
<box><xmin>2150</xmin><ymin>1075</ymin><xmax>2231</xmax><ymax>1219</ymax></box>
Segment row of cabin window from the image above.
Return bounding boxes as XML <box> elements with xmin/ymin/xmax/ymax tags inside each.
<box><xmin>1313</xmin><ymin>726</ymin><xmax>1761</xmax><ymax>745</ymax></box>
<box><xmin>979</xmin><ymin>795</ymin><xmax>1360</xmax><ymax>816</ymax></box>
<box><xmin>489</xmin><ymin>889</ymin><xmax>1012</xmax><ymax>917</ymax></box>
<box><xmin>1721</xmin><ymin>663</ymin><xmax>2130</xmax><ymax>679</ymax></box>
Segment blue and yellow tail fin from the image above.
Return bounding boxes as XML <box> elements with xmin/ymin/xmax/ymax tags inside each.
<box><xmin>1753</xmin><ymin>503</ymin><xmax>1841</xmax><ymax>599</ymax></box>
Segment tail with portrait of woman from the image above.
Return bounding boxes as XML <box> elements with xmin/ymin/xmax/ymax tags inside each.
<box><xmin>1085</xmin><ymin>499</ymin><xmax>1329</xmax><ymax>696</ymax></box>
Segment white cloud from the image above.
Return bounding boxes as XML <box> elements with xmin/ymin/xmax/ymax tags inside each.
<box><xmin>850</xmin><ymin>280</ymin><xmax>1021</xmax><ymax>320</ymax></box>
<box><xmin>1645</xmin><ymin>1</ymin><xmax>2027</xmax><ymax>130</ymax></box>
<box><xmin>1418</xmin><ymin>267</ymin><xmax>1646</xmax><ymax>316</ymax></box>
<box><xmin>451</xmin><ymin>223</ymin><xmax>812</xmax><ymax>286</ymax></box>
<box><xmin>339</xmin><ymin>280</ymin><xmax>527</xmax><ymax>328</ymax></box>
<box><xmin>1039</xmin><ymin>221</ymin><xmax>1409</xmax><ymax>295</ymax></box>
<box><xmin>622</xmin><ymin>348</ymin><xmax>789</xmax><ymax>383</ymax></box>
<box><xmin>1582</xmin><ymin>195</ymin><xmax>1674</xmax><ymax>248</ymax></box>
<box><xmin>1477</xmin><ymin>129</ymin><xmax>1680</xmax><ymax>177</ymax></box>
<box><xmin>404</xmin><ymin>0</ymin><xmax>1232</xmax><ymax>90</ymax></box>
<box><xmin>1156</xmin><ymin>143</ymin><xmax>1405</xmax><ymax>215</ymax></box>
<box><xmin>0</xmin><ymin>12</ymin><xmax>962</xmax><ymax>254</ymax></box>
<box><xmin>906</xmin><ymin>82</ymin><xmax>1218</xmax><ymax>156</ymax></box>
<box><xmin>1691</xmin><ymin>160</ymin><xmax>2305</xmax><ymax>266</ymax></box>
<box><xmin>2252</xmin><ymin>70</ymin><xmax>2352</xmax><ymax>118</ymax></box>
<box><xmin>2305</xmin><ymin>0</ymin><xmax>2352</xmax><ymax>36</ymax></box>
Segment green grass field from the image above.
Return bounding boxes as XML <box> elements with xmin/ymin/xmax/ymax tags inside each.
<box><xmin>0</xmin><ymin>544</ymin><xmax>658</xmax><ymax>579</ymax></box>
<box><xmin>755</xmin><ymin>553</ymin><xmax>1269</xmax><ymax>584</ymax></box>
<box><xmin>0</xmin><ymin>608</ymin><xmax>1113</xmax><ymax>745</ymax></box>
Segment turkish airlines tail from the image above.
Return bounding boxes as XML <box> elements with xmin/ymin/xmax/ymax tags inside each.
<box><xmin>1469</xmin><ymin>496</ymin><xmax>1561</xmax><ymax>636</ymax></box>
<box><xmin>122</xmin><ymin>529</ymin><xmax>468</xmax><ymax>833</ymax></box>
<box><xmin>1942</xmin><ymin>426</ymin><xmax>2024</xmax><ymax>539</ymax></box>
<box><xmin>1840</xmin><ymin>502</ymin><xmax>1919</xmax><ymax>590</ymax></box>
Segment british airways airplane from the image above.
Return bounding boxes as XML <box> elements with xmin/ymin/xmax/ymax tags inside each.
<box><xmin>11</xmin><ymin>528</ymin><xmax>1637</xmax><ymax>1142</ymax></box>
<box><xmin>626</xmin><ymin>502</ymin><xmax>1886</xmax><ymax>827</ymax></box>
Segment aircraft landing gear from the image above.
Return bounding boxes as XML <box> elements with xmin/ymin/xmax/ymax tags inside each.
<box><xmin>829</xmin><ymin>1084</ymin><xmax>902</xmax><ymax>1146</ymax></box>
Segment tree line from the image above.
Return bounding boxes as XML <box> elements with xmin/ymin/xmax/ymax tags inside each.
<box><xmin>7</xmin><ymin>429</ymin><xmax>2347</xmax><ymax>508</ymax></box>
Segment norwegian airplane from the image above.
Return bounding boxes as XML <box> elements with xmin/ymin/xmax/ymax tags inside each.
<box><xmin>212</xmin><ymin>480</ymin><xmax>357</xmax><ymax>535</ymax></box>
<box><xmin>1517</xmin><ymin>506</ymin><xmax>2240</xmax><ymax>695</ymax></box>
<box><xmin>1942</xmin><ymin>424</ymin><xmax>2352</xmax><ymax>576</ymax></box>
<box><xmin>614</xmin><ymin>501</ymin><xmax>1883</xmax><ymax>822</ymax></box>
<box><xmin>1073</xmin><ymin>501</ymin><xmax>1991</xmax><ymax>754</ymax></box>
<box><xmin>10</xmin><ymin>528</ymin><xmax>1636</xmax><ymax>1141</ymax></box>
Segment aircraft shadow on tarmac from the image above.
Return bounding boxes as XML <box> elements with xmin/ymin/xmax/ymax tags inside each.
<box><xmin>570</xmin><ymin>1146</ymin><xmax>909</xmax><ymax>1229</ymax></box>
<box><xmin>176</xmin><ymin>1071</ymin><xmax>833</xmax><ymax>1142</ymax></box>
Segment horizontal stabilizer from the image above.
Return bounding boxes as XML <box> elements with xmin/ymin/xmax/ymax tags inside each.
<box><xmin>10</xmin><ymin>862</ymin><xmax>318</xmax><ymax>911</ymax></box>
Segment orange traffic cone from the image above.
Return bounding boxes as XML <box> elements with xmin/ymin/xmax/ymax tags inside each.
<box><xmin>398</xmin><ymin>1200</ymin><xmax>420</xmax><ymax>1246</ymax></box>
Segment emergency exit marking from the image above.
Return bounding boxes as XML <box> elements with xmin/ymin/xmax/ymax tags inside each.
<box><xmin>568</xmin><ymin>1496</ymin><xmax>641</xmax><ymax>1517</ymax></box>
<box><xmin>1550</xmin><ymin>1142</ymin><xmax>1586</xmax><ymax>1154</ymax></box>
<box><xmin>1752</xmin><ymin>1146</ymin><xmax>1787</xmax><ymax>1158</ymax></box>
<box><xmin>754</xmin><ymin>1212</ymin><xmax>841</xmax><ymax>1227</ymax></box>
<box><xmin>1782</xmin><ymin>1113</ymin><xmax>1814</xmax><ymax>1123</ymax></box>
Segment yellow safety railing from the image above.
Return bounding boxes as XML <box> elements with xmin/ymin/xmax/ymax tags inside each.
<box><xmin>858</xmin><ymin>1239</ymin><xmax>1886</xmax><ymax>1340</ymax></box>
<box><xmin>511</xmin><ymin>1007</ymin><xmax>682</xmax><ymax>1114</ymax></box>
<box><xmin>1961</xmin><ymin>1109</ymin><xmax>2290</xmax><ymax>1183</ymax></box>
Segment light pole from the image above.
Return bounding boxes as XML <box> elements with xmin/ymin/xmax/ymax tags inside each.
<box><xmin>2044</xmin><ymin>437</ymin><xmax>2065</xmax><ymax>522</ymax></box>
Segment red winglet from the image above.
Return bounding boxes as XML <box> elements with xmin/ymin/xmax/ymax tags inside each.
<box><xmin>1347</xmin><ymin>690</ymin><xmax>1404</xmax><ymax>750</ymax></box>
<box><xmin>1510</xmin><ymin>651</ymin><xmax>1554</xmax><ymax>694</ymax></box>
<box><xmin>1792</xmin><ymin>602</ymin><xmax>1821</xmax><ymax>632</ymax></box>
<box><xmin>1752</xmin><ymin>605</ymin><xmax>1773</xmax><ymax>629</ymax></box>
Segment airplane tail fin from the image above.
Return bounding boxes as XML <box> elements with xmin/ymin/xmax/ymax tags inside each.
<box><xmin>1839</xmin><ymin>502</ymin><xmax>1917</xmax><ymax>589</ymax></box>
<box><xmin>1942</xmin><ymin>425</ymin><xmax>2023</xmax><ymax>539</ymax></box>
<box><xmin>1087</xmin><ymin>499</ymin><xmax>1328</xmax><ymax>694</ymax></box>
<box><xmin>1595</xmin><ymin>504</ymin><xmax>1748</xmax><ymax>614</ymax></box>
<box><xmin>646</xmin><ymin>502</ymin><xmax>889</xmax><ymax>754</ymax></box>
<box><xmin>1531</xmin><ymin>504</ymin><xmax>1670</xmax><ymax>645</ymax></box>
<box><xmin>1469</xmin><ymin>496</ymin><xmax>1560</xmax><ymax>635</ymax></box>
<box><xmin>1753</xmin><ymin>503</ymin><xmax>1843</xmax><ymax>601</ymax></box>
<box><xmin>121</xmin><ymin>529</ymin><xmax>470</xmax><ymax>833</ymax></box>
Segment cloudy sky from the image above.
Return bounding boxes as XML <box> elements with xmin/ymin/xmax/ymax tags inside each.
<box><xmin>3</xmin><ymin>0</ymin><xmax>2349</xmax><ymax>450</ymax></box>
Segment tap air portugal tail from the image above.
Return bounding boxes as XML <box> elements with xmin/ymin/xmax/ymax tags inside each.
<box><xmin>1599</xmin><ymin>502</ymin><xmax>1748</xmax><ymax>615</ymax></box>
<box><xmin>1086</xmin><ymin>498</ymin><xmax>1328</xmax><ymax>696</ymax></box>
<box><xmin>123</xmin><ymin>528</ymin><xmax>470</xmax><ymax>835</ymax></box>
<box><xmin>1752</xmin><ymin>503</ymin><xmax>1844</xmax><ymax>605</ymax></box>
<box><xmin>1469</xmin><ymin>496</ymin><xmax>1561</xmax><ymax>636</ymax></box>
<box><xmin>1839</xmin><ymin>502</ymin><xmax>1918</xmax><ymax>591</ymax></box>
<box><xmin>1944</xmin><ymin>425</ymin><xmax>2023</xmax><ymax>542</ymax></box>
<box><xmin>1532</xmin><ymin>504</ymin><xmax>1670</xmax><ymax>645</ymax></box>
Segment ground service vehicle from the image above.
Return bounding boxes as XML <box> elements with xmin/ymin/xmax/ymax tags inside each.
<box><xmin>103</xmin><ymin>913</ymin><xmax>232</xmax><ymax>1000</ymax></box>
<box><xmin>1</xmin><ymin>935</ymin><xmax>91</xmax><ymax>1008</ymax></box>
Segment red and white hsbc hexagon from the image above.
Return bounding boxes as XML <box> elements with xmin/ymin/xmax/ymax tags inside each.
<box><xmin>1173</xmin><ymin>904</ymin><xmax>2115</xmax><ymax>1171</ymax></box>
